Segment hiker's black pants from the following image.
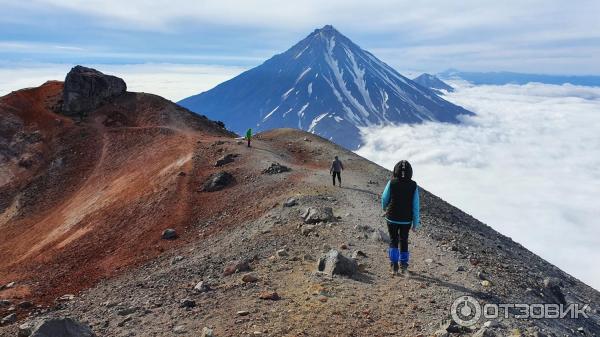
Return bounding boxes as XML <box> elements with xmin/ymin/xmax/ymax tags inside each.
<box><xmin>247</xmin><ymin>138</ymin><xmax>251</xmax><ymax>147</ymax></box>
<box><xmin>387</xmin><ymin>222</ymin><xmax>410</xmax><ymax>252</ymax></box>
<box><xmin>332</xmin><ymin>171</ymin><xmax>341</xmax><ymax>185</ymax></box>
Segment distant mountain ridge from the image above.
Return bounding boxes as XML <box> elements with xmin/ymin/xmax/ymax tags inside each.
<box><xmin>179</xmin><ymin>25</ymin><xmax>473</xmax><ymax>149</ymax></box>
<box><xmin>439</xmin><ymin>69</ymin><xmax>600</xmax><ymax>86</ymax></box>
<box><xmin>413</xmin><ymin>73</ymin><xmax>454</xmax><ymax>94</ymax></box>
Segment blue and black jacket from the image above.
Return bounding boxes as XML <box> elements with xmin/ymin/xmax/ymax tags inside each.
<box><xmin>381</xmin><ymin>161</ymin><xmax>420</xmax><ymax>229</ymax></box>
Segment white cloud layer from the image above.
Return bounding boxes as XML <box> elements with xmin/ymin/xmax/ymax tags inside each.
<box><xmin>0</xmin><ymin>63</ymin><xmax>246</xmax><ymax>101</ymax></box>
<box><xmin>357</xmin><ymin>82</ymin><xmax>600</xmax><ymax>290</ymax></box>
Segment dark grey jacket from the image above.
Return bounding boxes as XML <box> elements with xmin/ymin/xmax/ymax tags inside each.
<box><xmin>330</xmin><ymin>159</ymin><xmax>344</xmax><ymax>173</ymax></box>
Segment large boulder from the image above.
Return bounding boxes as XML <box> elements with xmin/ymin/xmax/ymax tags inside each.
<box><xmin>301</xmin><ymin>207</ymin><xmax>335</xmax><ymax>224</ymax></box>
<box><xmin>62</xmin><ymin>65</ymin><xmax>126</xmax><ymax>117</ymax></box>
<box><xmin>19</xmin><ymin>317</ymin><xmax>95</xmax><ymax>337</ymax></box>
<box><xmin>317</xmin><ymin>249</ymin><xmax>357</xmax><ymax>277</ymax></box>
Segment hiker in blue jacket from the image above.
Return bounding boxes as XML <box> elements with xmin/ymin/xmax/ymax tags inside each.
<box><xmin>381</xmin><ymin>160</ymin><xmax>420</xmax><ymax>276</ymax></box>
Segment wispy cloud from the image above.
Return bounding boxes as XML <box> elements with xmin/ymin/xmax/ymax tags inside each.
<box><xmin>357</xmin><ymin>82</ymin><xmax>600</xmax><ymax>290</ymax></box>
<box><xmin>1</xmin><ymin>0</ymin><xmax>599</xmax><ymax>74</ymax></box>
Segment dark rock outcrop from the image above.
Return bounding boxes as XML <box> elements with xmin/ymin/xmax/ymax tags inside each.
<box><xmin>19</xmin><ymin>317</ymin><xmax>95</xmax><ymax>337</ymax></box>
<box><xmin>62</xmin><ymin>65</ymin><xmax>126</xmax><ymax>117</ymax></box>
<box><xmin>317</xmin><ymin>249</ymin><xmax>357</xmax><ymax>277</ymax></box>
<box><xmin>262</xmin><ymin>162</ymin><xmax>291</xmax><ymax>175</ymax></box>
<box><xmin>201</xmin><ymin>171</ymin><xmax>234</xmax><ymax>192</ymax></box>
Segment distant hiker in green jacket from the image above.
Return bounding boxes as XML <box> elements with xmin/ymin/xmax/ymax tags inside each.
<box><xmin>381</xmin><ymin>160</ymin><xmax>420</xmax><ymax>276</ymax></box>
<box><xmin>245</xmin><ymin>128</ymin><xmax>252</xmax><ymax>147</ymax></box>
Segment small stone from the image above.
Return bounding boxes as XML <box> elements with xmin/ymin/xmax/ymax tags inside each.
<box><xmin>18</xmin><ymin>301</ymin><xmax>33</xmax><ymax>309</ymax></box>
<box><xmin>3</xmin><ymin>282</ymin><xmax>15</xmax><ymax>289</ymax></box>
<box><xmin>351</xmin><ymin>250</ymin><xmax>367</xmax><ymax>259</ymax></box>
<box><xmin>276</xmin><ymin>249</ymin><xmax>288</xmax><ymax>257</ymax></box>
<box><xmin>340</xmin><ymin>243</ymin><xmax>348</xmax><ymax>250</ymax></box>
<box><xmin>237</xmin><ymin>310</ymin><xmax>250</xmax><ymax>316</ymax></box>
<box><xmin>317</xmin><ymin>249</ymin><xmax>358</xmax><ymax>277</ymax></box>
<box><xmin>473</xmin><ymin>327</ymin><xmax>496</xmax><ymax>337</ymax></box>
<box><xmin>483</xmin><ymin>320</ymin><xmax>499</xmax><ymax>328</ymax></box>
<box><xmin>0</xmin><ymin>300</ymin><xmax>10</xmax><ymax>306</ymax></box>
<box><xmin>173</xmin><ymin>325</ymin><xmax>187</xmax><ymax>334</ymax></box>
<box><xmin>26</xmin><ymin>318</ymin><xmax>94</xmax><ymax>336</ymax></box>
<box><xmin>223</xmin><ymin>260</ymin><xmax>251</xmax><ymax>276</ymax></box>
<box><xmin>424</xmin><ymin>258</ymin><xmax>434</xmax><ymax>264</ymax></box>
<box><xmin>117</xmin><ymin>307</ymin><xmax>138</xmax><ymax>316</ymax></box>
<box><xmin>357</xmin><ymin>263</ymin><xmax>368</xmax><ymax>273</ymax></box>
<box><xmin>301</xmin><ymin>225</ymin><xmax>315</xmax><ymax>236</ymax></box>
<box><xmin>242</xmin><ymin>273</ymin><xmax>259</xmax><ymax>283</ymax></box>
<box><xmin>478</xmin><ymin>271</ymin><xmax>490</xmax><ymax>280</ymax></box>
<box><xmin>57</xmin><ymin>294</ymin><xmax>75</xmax><ymax>302</ymax></box>
<box><xmin>283</xmin><ymin>198</ymin><xmax>298</xmax><ymax>207</ymax></box>
<box><xmin>200</xmin><ymin>327</ymin><xmax>214</xmax><ymax>337</ymax></box>
<box><xmin>179</xmin><ymin>298</ymin><xmax>196</xmax><ymax>308</ymax></box>
<box><xmin>1</xmin><ymin>313</ymin><xmax>16</xmax><ymax>325</ymax></box>
<box><xmin>171</xmin><ymin>255</ymin><xmax>184</xmax><ymax>264</ymax></box>
<box><xmin>259</xmin><ymin>291</ymin><xmax>280</xmax><ymax>300</ymax></box>
<box><xmin>194</xmin><ymin>281</ymin><xmax>210</xmax><ymax>293</ymax></box>
<box><xmin>481</xmin><ymin>280</ymin><xmax>492</xmax><ymax>287</ymax></box>
<box><xmin>161</xmin><ymin>228</ymin><xmax>177</xmax><ymax>240</ymax></box>
<box><xmin>456</xmin><ymin>266</ymin><xmax>466</xmax><ymax>272</ymax></box>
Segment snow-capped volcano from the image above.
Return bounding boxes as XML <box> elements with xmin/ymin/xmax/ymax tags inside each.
<box><xmin>178</xmin><ymin>25</ymin><xmax>473</xmax><ymax>149</ymax></box>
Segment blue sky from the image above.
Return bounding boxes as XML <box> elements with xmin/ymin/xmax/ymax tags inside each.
<box><xmin>2</xmin><ymin>0</ymin><xmax>600</xmax><ymax>76</ymax></box>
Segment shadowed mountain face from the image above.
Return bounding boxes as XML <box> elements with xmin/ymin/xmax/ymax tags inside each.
<box><xmin>413</xmin><ymin>73</ymin><xmax>454</xmax><ymax>94</ymax></box>
<box><xmin>178</xmin><ymin>25</ymin><xmax>473</xmax><ymax>149</ymax></box>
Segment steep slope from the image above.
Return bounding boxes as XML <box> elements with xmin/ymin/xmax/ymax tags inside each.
<box><xmin>179</xmin><ymin>25</ymin><xmax>473</xmax><ymax>150</ymax></box>
<box><xmin>1</xmin><ymin>72</ymin><xmax>599</xmax><ymax>337</ymax></box>
<box><xmin>413</xmin><ymin>73</ymin><xmax>455</xmax><ymax>94</ymax></box>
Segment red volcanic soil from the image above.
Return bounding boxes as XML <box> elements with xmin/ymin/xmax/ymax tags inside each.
<box><xmin>0</xmin><ymin>82</ymin><xmax>294</xmax><ymax>314</ymax></box>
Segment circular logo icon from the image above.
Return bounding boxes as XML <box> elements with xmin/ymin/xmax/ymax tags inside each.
<box><xmin>451</xmin><ymin>295</ymin><xmax>481</xmax><ymax>326</ymax></box>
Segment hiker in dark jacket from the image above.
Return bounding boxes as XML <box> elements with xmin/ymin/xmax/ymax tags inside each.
<box><xmin>381</xmin><ymin>160</ymin><xmax>420</xmax><ymax>276</ymax></box>
<box><xmin>330</xmin><ymin>156</ymin><xmax>344</xmax><ymax>187</ymax></box>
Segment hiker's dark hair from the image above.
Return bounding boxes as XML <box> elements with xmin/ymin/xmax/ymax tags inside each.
<box><xmin>393</xmin><ymin>160</ymin><xmax>412</xmax><ymax>179</ymax></box>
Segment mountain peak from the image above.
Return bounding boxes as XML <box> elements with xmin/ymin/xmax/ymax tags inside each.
<box><xmin>179</xmin><ymin>27</ymin><xmax>473</xmax><ymax>149</ymax></box>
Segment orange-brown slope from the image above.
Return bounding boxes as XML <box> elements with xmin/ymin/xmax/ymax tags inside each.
<box><xmin>0</xmin><ymin>82</ymin><xmax>291</xmax><ymax>314</ymax></box>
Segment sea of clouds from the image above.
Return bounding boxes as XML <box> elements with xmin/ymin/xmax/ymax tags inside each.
<box><xmin>357</xmin><ymin>81</ymin><xmax>600</xmax><ymax>290</ymax></box>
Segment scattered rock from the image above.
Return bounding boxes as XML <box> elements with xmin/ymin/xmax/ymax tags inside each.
<box><xmin>317</xmin><ymin>249</ymin><xmax>358</xmax><ymax>277</ymax></box>
<box><xmin>179</xmin><ymin>298</ymin><xmax>196</xmax><ymax>308</ymax></box>
<box><xmin>242</xmin><ymin>273</ymin><xmax>259</xmax><ymax>283</ymax></box>
<box><xmin>473</xmin><ymin>327</ymin><xmax>496</xmax><ymax>337</ymax></box>
<box><xmin>173</xmin><ymin>325</ymin><xmax>187</xmax><ymax>334</ymax></box>
<box><xmin>200</xmin><ymin>327</ymin><xmax>214</xmax><ymax>337</ymax></box>
<box><xmin>194</xmin><ymin>281</ymin><xmax>210</xmax><ymax>293</ymax></box>
<box><xmin>262</xmin><ymin>162</ymin><xmax>291</xmax><ymax>174</ymax></box>
<box><xmin>300</xmin><ymin>225</ymin><xmax>316</xmax><ymax>236</ymax></box>
<box><xmin>370</xmin><ymin>228</ymin><xmax>390</xmax><ymax>243</ymax></box>
<box><xmin>302</xmin><ymin>207</ymin><xmax>335</xmax><ymax>224</ymax></box>
<box><xmin>351</xmin><ymin>250</ymin><xmax>367</xmax><ymax>259</ymax></box>
<box><xmin>0</xmin><ymin>300</ymin><xmax>10</xmax><ymax>306</ymax></box>
<box><xmin>201</xmin><ymin>171</ymin><xmax>235</xmax><ymax>192</ymax></box>
<box><xmin>424</xmin><ymin>258</ymin><xmax>434</xmax><ymax>264</ymax></box>
<box><xmin>117</xmin><ymin>307</ymin><xmax>138</xmax><ymax>316</ymax></box>
<box><xmin>161</xmin><ymin>228</ymin><xmax>177</xmax><ymax>240</ymax></box>
<box><xmin>542</xmin><ymin>277</ymin><xmax>566</xmax><ymax>304</ymax></box>
<box><xmin>478</xmin><ymin>271</ymin><xmax>490</xmax><ymax>281</ymax></box>
<box><xmin>481</xmin><ymin>280</ymin><xmax>492</xmax><ymax>287</ymax></box>
<box><xmin>214</xmin><ymin>153</ymin><xmax>238</xmax><ymax>167</ymax></box>
<box><xmin>24</xmin><ymin>317</ymin><xmax>95</xmax><ymax>337</ymax></box>
<box><xmin>483</xmin><ymin>320</ymin><xmax>500</xmax><ymax>328</ymax></box>
<box><xmin>57</xmin><ymin>294</ymin><xmax>75</xmax><ymax>302</ymax></box>
<box><xmin>283</xmin><ymin>198</ymin><xmax>298</xmax><ymax>207</ymax></box>
<box><xmin>62</xmin><ymin>65</ymin><xmax>126</xmax><ymax>117</ymax></box>
<box><xmin>18</xmin><ymin>301</ymin><xmax>33</xmax><ymax>309</ymax></box>
<box><xmin>456</xmin><ymin>266</ymin><xmax>466</xmax><ymax>272</ymax></box>
<box><xmin>237</xmin><ymin>310</ymin><xmax>250</xmax><ymax>316</ymax></box>
<box><xmin>276</xmin><ymin>249</ymin><xmax>288</xmax><ymax>258</ymax></box>
<box><xmin>223</xmin><ymin>260</ymin><xmax>251</xmax><ymax>276</ymax></box>
<box><xmin>1</xmin><ymin>313</ymin><xmax>16</xmax><ymax>325</ymax></box>
<box><xmin>259</xmin><ymin>291</ymin><xmax>280</xmax><ymax>300</ymax></box>
<box><xmin>171</xmin><ymin>255</ymin><xmax>184</xmax><ymax>264</ymax></box>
